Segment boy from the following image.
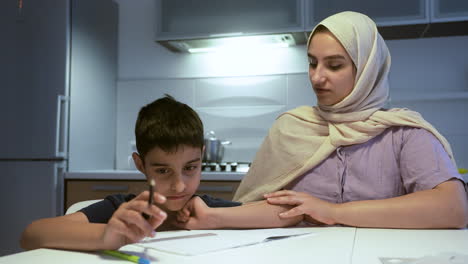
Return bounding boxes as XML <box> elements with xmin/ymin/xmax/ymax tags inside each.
<box><xmin>21</xmin><ymin>95</ymin><xmax>302</xmax><ymax>251</ymax></box>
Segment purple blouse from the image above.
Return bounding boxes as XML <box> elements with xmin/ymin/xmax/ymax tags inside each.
<box><xmin>286</xmin><ymin>126</ymin><xmax>465</xmax><ymax>203</ymax></box>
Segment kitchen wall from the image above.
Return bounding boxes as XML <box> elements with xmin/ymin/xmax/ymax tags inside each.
<box><xmin>114</xmin><ymin>0</ymin><xmax>468</xmax><ymax>170</ymax></box>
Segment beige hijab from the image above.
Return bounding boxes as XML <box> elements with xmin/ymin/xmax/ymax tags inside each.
<box><xmin>233</xmin><ymin>11</ymin><xmax>455</xmax><ymax>203</ymax></box>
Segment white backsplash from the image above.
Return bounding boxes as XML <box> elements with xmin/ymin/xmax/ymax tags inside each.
<box><xmin>116</xmin><ymin>73</ymin><xmax>316</xmax><ymax>169</ymax></box>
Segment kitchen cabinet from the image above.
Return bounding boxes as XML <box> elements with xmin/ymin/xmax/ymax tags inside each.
<box><xmin>431</xmin><ymin>0</ymin><xmax>468</xmax><ymax>22</ymax></box>
<box><xmin>155</xmin><ymin>0</ymin><xmax>468</xmax><ymax>51</ymax></box>
<box><xmin>155</xmin><ymin>0</ymin><xmax>305</xmax><ymax>41</ymax></box>
<box><xmin>65</xmin><ymin>179</ymin><xmax>240</xmax><ymax>210</ymax></box>
<box><xmin>307</xmin><ymin>0</ymin><xmax>468</xmax><ymax>39</ymax></box>
<box><xmin>306</xmin><ymin>0</ymin><xmax>428</xmax><ymax>27</ymax></box>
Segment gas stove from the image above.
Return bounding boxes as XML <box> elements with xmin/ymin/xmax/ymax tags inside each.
<box><xmin>201</xmin><ymin>162</ymin><xmax>251</xmax><ymax>173</ymax></box>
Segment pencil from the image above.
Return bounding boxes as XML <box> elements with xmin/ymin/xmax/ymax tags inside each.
<box><xmin>102</xmin><ymin>250</ymin><xmax>150</xmax><ymax>264</ymax></box>
<box><xmin>142</xmin><ymin>179</ymin><xmax>155</xmax><ymax>220</ymax></box>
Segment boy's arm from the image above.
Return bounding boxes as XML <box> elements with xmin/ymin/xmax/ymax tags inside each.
<box><xmin>21</xmin><ymin>191</ymin><xmax>167</xmax><ymax>251</ymax></box>
<box><xmin>174</xmin><ymin>196</ymin><xmax>303</xmax><ymax>230</ymax></box>
<box><xmin>21</xmin><ymin>212</ymin><xmax>109</xmax><ymax>251</ymax></box>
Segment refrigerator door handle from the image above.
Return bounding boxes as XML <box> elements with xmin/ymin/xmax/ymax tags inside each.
<box><xmin>54</xmin><ymin>161</ymin><xmax>66</xmax><ymax>216</ymax></box>
<box><xmin>56</xmin><ymin>95</ymin><xmax>69</xmax><ymax>158</ymax></box>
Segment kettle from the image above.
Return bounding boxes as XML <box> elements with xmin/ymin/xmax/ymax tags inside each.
<box><xmin>203</xmin><ymin>131</ymin><xmax>231</xmax><ymax>163</ymax></box>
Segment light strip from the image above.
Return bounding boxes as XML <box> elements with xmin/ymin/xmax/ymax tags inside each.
<box><xmin>188</xmin><ymin>42</ymin><xmax>290</xmax><ymax>53</ymax></box>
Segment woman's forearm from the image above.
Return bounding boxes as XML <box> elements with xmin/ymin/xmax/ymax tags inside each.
<box><xmin>210</xmin><ymin>201</ymin><xmax>303</xmax><ymax>229</ymax></box>
<box><xmin>334</xmin><ymin>180</ymin><xmax>468</xmax><ymax>228</ymax></box>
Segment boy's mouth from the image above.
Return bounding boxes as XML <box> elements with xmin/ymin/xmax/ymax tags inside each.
<box><xmin>166</xmin><ymin>194</ymin><xmax>187</xmax><ymax>200</ymax></box>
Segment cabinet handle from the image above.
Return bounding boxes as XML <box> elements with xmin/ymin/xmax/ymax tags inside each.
<box><xmin>91</xmin><ymin>185</ymin><xmax>129</xmax><ymax>192</ymax></box>
<box><xmin>197</xmin><ymin>186</ymin><xmax>233</xmax><ymax>193</ymax></box>
<box><xmin>55</xmin><ymin>95</ymin><xmax>69</xmax><ymax>158</ymax></box>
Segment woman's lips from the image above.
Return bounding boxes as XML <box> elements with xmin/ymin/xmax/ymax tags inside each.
<box><xmin>166</xmin><ymin>194</ymin><xmax>187</xmax><ymax>200</ymax></box>
<box><xmin>314</xmin><ymin>88</ymin><xmax>330</xmax><ymax>93</ymax></box>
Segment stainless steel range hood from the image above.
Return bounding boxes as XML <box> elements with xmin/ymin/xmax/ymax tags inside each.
<box><xmin>157</xmin><ymin>32</ymin><xmax>308</xmax><ymax>53</ymax></box>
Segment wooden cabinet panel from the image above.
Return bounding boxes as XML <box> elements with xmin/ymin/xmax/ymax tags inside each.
<box><xmin>65</xmin><ymin>180</ymin><xmax>147</xmax><ymax>209</ymax></box>
<box><xmin>65</xmin><ymin>179</ymin><xmax>240</xmax><ymax>211</ymax></box>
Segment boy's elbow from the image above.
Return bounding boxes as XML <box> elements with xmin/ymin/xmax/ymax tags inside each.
<box><xmin>20</xmin><ymin>222</ymin><xmax>38</xmax><ymax>250</ymax></box>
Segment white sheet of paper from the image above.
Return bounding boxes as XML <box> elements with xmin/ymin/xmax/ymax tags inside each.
<box><xmin>134</xmin><ymin>228</ymin><xmax>315</xmax><ymax>256</ymax></box>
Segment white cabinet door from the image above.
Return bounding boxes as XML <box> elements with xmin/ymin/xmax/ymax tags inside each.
<box><xmin>155</xmin><ymin>0</ymin><xmax>305</xmax><ymax>40</ymax></box>
<box><xmin>431</xmin><ymin>0</ymin><xmax>468</xmax><ymax>22</ymax></box>
<box><xmin>0</xmin><ymin>161</ymin><xmax>65</xmax><ymax>256</ymax></box>
<box><xmin>306</xmin><ymin>0</ymin><xmax>428</xmax><ymax>27</ymax></box>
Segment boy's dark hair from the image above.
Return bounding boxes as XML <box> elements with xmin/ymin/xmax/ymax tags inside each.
<box><xmin>135</xmin><ymin>94</ymin><xmax>204</xmax><ymax>159</ymax></box>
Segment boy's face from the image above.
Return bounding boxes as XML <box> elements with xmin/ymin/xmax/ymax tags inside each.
<box><xmin>133</xmin><ymin>145</ymin><xmax>203</xmax><ymax>212</ymax></box>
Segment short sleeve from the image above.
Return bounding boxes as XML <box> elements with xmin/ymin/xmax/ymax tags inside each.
<box><xmin>399</xmin><ymin>127</ymin><xmax>463</xmax><ymax>193</ymax></box>
<box><xmin>79</xmin><ymin>193</ymin><xmax>136</xmax><ymax>223</ymax></box>
<box><xmin>198</xmin><ymin>194</ymin><xmax>242</xmax><ymax>207</ymax></box>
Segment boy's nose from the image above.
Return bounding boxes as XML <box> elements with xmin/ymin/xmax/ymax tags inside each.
<box><xmin>171</xmin><ymin>176</ymin><xmax>185</xmax><ymax>193</ymax></box>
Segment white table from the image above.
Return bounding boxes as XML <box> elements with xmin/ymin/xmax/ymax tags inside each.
<box><xmin>1</xmin><ymin>227</ymin><xmax>466</xmax><ymax>264</ymax></box>
<box><xmin>352</xmin><ymin>228</ymin><xmax>468</xmax><ymax>264</ymax></box>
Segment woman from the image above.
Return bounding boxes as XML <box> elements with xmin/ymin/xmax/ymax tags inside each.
<box><xmin>234</xmin><ymin>11</ymin><xmax>467</xmax><ymax>228</ymax></box>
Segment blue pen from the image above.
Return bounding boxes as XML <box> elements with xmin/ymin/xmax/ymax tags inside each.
<box><xmin>102</xmin><ymin>250</ymin><xmax>150</xmax><ymax>264</ymax></box>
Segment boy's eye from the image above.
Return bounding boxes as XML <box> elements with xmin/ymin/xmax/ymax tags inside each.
<box><xmin>184</xmin><ymin>165</ymin><xmax>198</xmax><ymax>171</ymax></box>
<box><xmin>155</xmin><ymin>168</ymin><xmax>170</xmax><ymax>174</ymax></box>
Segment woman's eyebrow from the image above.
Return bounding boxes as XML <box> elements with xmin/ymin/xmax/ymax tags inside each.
<box><xmin>307</xmin><ymin>54</ymin><xmax>346</xmax><ymax>61</ymax></box>
<box><xmin>324</xmin><ymin>55</ymin><xmax>346</xmax><ymax>60</ymax></box>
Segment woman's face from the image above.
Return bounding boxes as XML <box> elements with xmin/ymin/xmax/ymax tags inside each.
<box><xmin>308</xmin><ymin>30</ymin><xmax>356</xmax><ymax>106</ymax></box>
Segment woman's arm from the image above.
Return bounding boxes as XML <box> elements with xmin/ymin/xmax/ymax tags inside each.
<box><xmin>265</xmin><ymin>179</ymin><xmax>468</xmax><ymax>229</ymax></box>
<box><xmin>174</xmin><ymin>196</ymin><xmax>304</xmax><ymax>230</ymax></box>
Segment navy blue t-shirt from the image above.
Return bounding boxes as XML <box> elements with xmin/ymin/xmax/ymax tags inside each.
<box><xmin>80</xmin><ymin>194</ymin><xmax>241</xmax><ymax>223</ymax></box>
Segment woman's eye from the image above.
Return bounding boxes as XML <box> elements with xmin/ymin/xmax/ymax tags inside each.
<box><xmin>307</xmin><ymin>58</ymin><xmax>317</xmax><ymax>68</ymax></box>
<box><xmin>329</xmin><ymin>64</ymin><xmax>342</xmax><ymax>71</ymax></box>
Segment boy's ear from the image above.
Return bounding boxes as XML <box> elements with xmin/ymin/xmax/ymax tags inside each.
<box><xmin>132</xmin><ymin>152</ymin><xmax>145</xmax><ymax>173</ymax></box>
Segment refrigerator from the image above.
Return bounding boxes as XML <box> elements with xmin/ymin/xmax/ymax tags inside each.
<box><xmin>0</xmin><ymin>0</ymin><xmax>69</xmax><ymax>256</ymax></box>
<box><xmin>0</xmin><ymin>0</ymin><xmax>117</xmax><ymax>256</ymax></box>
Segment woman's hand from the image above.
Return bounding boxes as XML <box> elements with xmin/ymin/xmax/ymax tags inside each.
<box><xmin>173</xmin><ymin>196</ymin><xmax>218</xmax><ymax>230</ymax></box>
<box><xmin>101</xmin><ymin>191</ymin><xmax>167</xmax><ymax>249</ymax></box>
<box><xmin>264</xmin><ymin>190</ymin><xmax>338</xmax><ymax>225</ymax></box>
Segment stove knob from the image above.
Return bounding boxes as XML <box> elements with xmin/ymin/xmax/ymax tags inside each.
<box><xmin>230</xmin><ymin>162</ymin><xmax>238</xmax><ymax>172</ymax></box>
<box><xmin>220</xmin><ymin>162</ymin><xmax>227</xmax><ymax>171</ymax></box>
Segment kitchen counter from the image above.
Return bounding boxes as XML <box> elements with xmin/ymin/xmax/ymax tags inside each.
<box><xmin>64</xmin><ymin>170</ymin><xmax>246</xmax><ymax>181</ymax></box>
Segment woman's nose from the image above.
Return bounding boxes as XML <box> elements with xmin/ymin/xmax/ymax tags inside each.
<box><xmin>310</xmin><ymin>67</ymin><xmax>326</xmax><ymax>86</ymax></box>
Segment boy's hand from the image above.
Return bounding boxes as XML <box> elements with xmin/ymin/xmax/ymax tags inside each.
<box><xmin>173</xmin><ymin>196</ymin><xmax>218</xmax><ymax>230</ymax></box>
<box><xmin>100</xmin><ymin>191</ymin><xmax>167</xmax><ymax>249</ymax></box>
